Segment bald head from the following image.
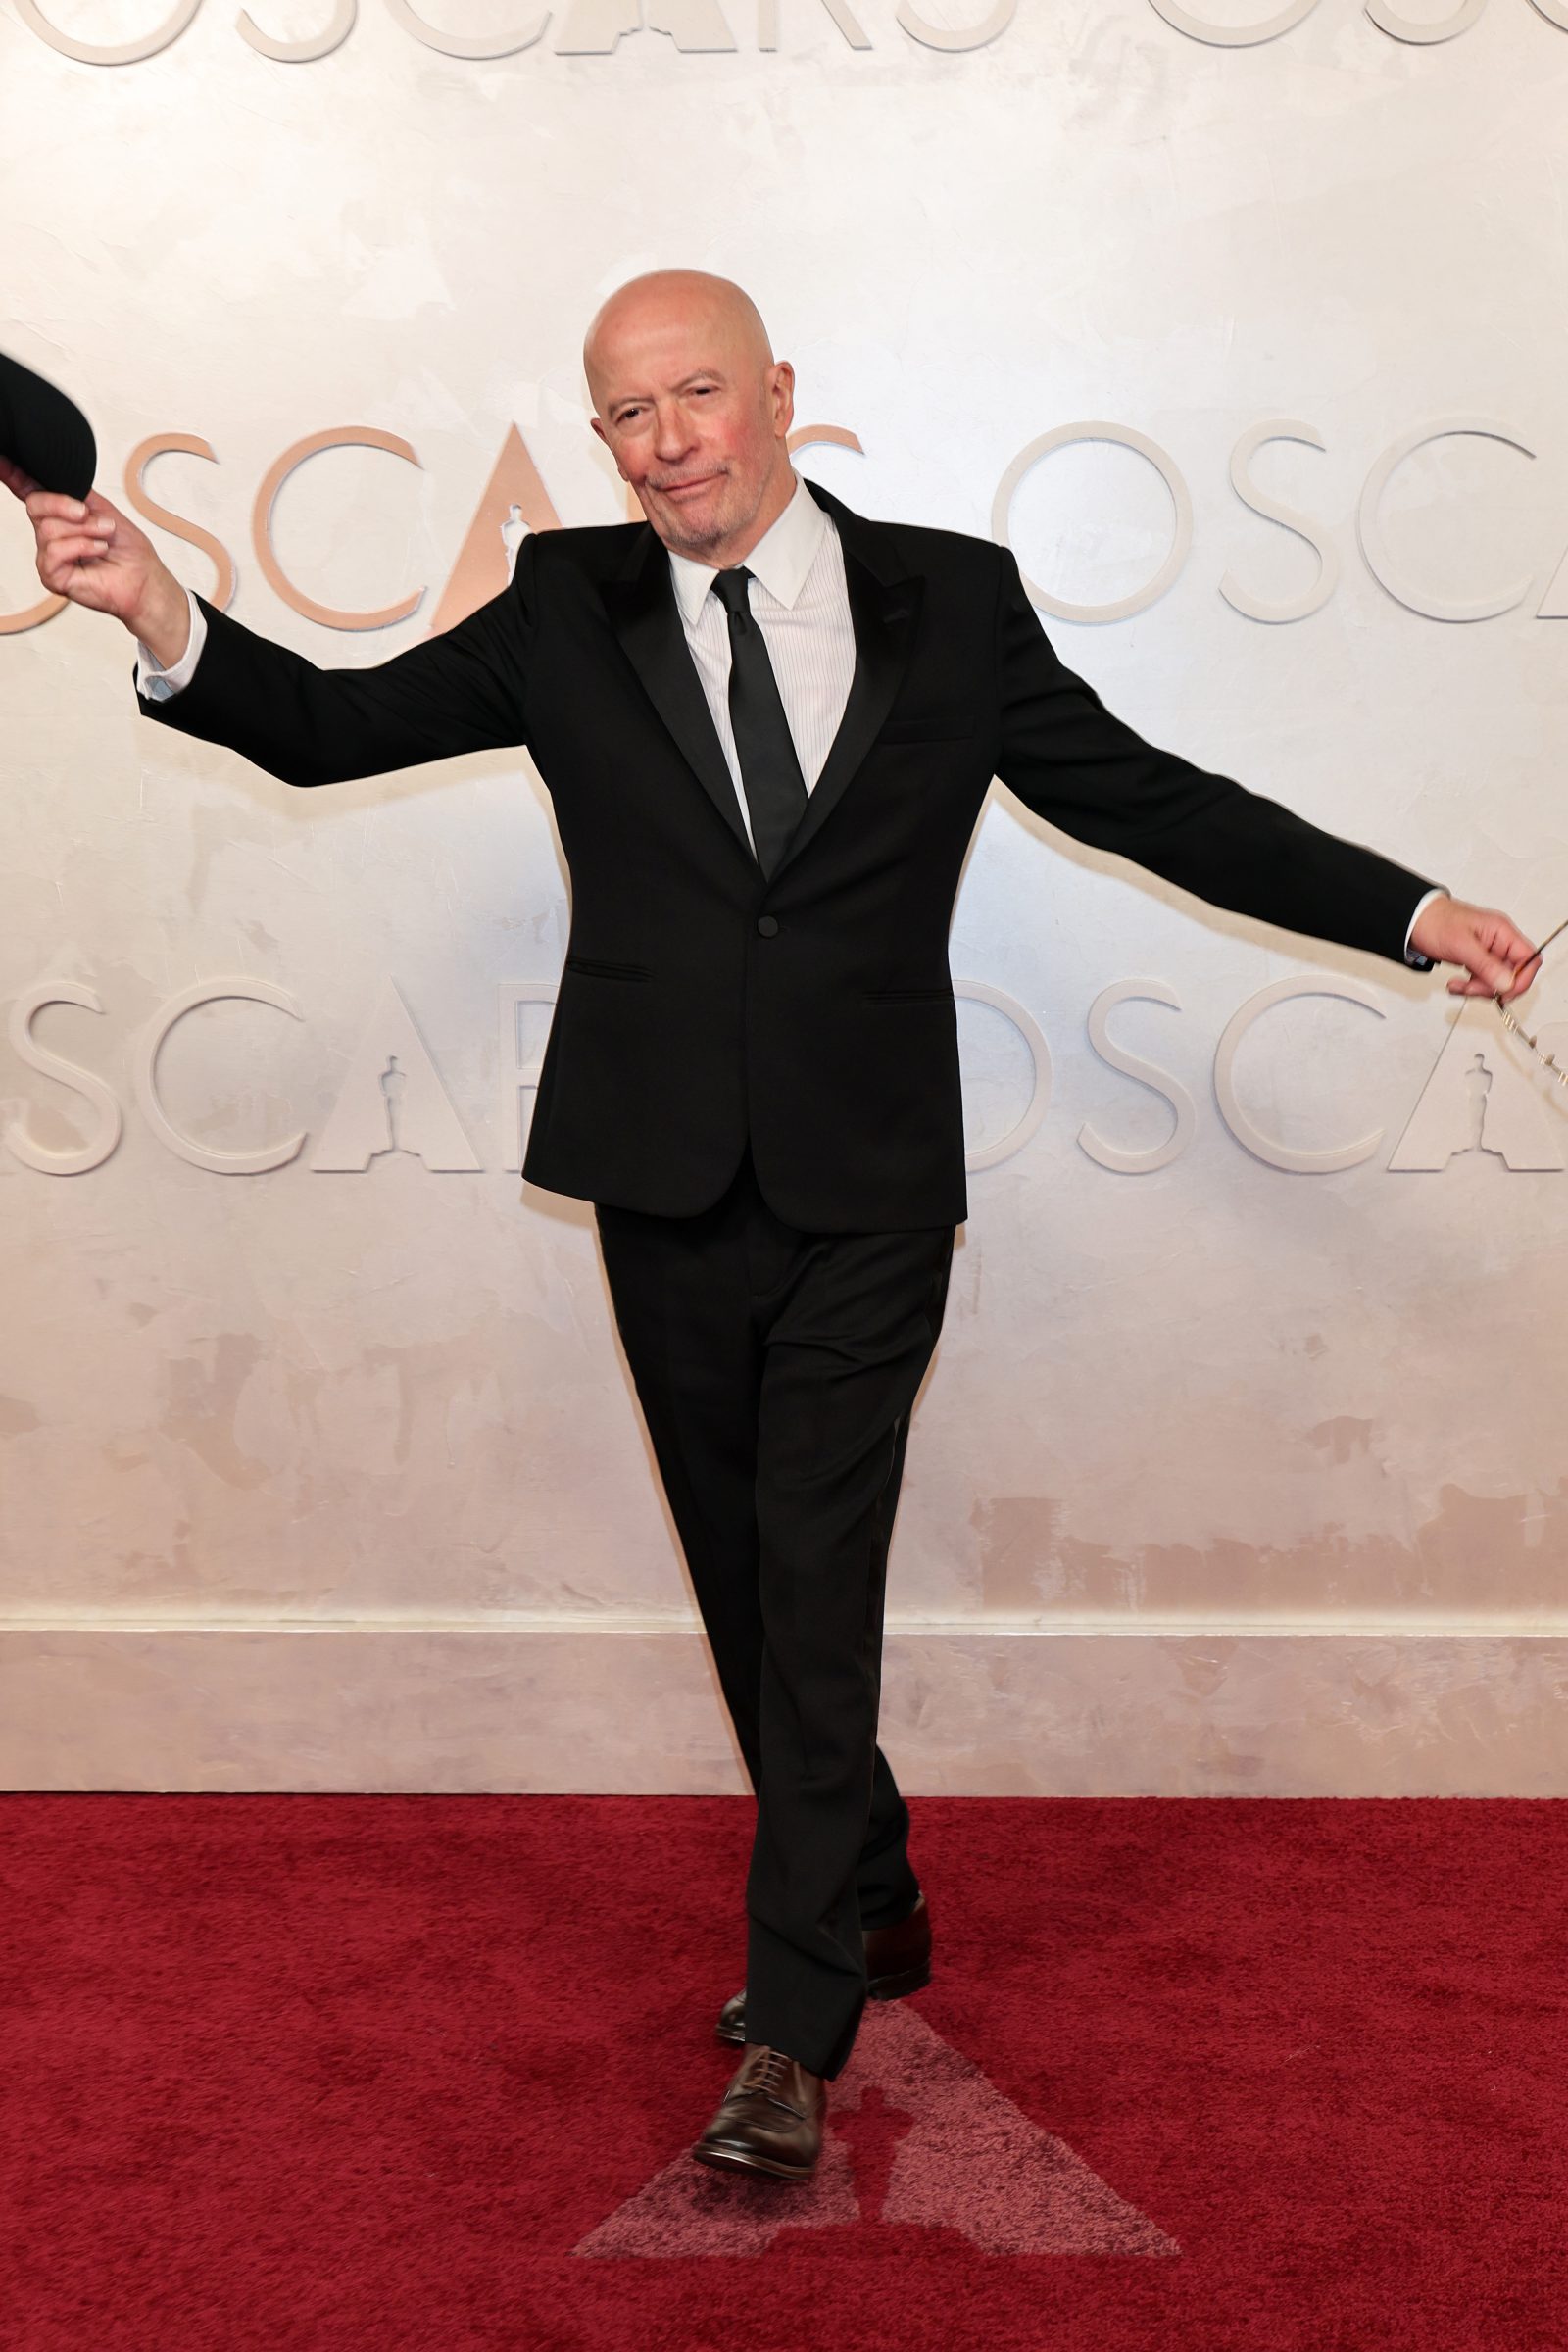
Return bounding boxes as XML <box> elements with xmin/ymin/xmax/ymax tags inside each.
<box><xmin>585</xmin><ymin>269</ymin><xmax>797</xmax><ymax>566</ymax></box>
<box><xmin>583</xmin><ymin>270</ymin><xmax>773</xmax><ymax>398</ymax></box>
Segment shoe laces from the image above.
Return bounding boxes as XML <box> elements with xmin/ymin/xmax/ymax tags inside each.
<box><xmin>741</xmin><ymin>2045</ymin><xmax>796</xmax><ymax>2099</ymax></box>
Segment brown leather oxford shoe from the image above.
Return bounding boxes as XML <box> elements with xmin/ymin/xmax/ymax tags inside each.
<box><xmin>692</xmin><ymin>2042</ymin><xmax>826</xmax><ymax>2181</ymax></box>
<box><xmin>715</xmin><ymin>1889</ymin><xmax>931</xmax><ymax>2046</ymax></box>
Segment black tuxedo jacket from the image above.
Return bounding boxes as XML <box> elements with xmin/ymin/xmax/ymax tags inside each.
<box><xmin>134</xmin><ymin>482</ymin><xmax>1436</xmax><ymax>1228</ymax></box>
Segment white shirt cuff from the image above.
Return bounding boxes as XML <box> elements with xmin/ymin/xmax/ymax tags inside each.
<box><xmin>1404</xmin><ymin>885</ymin><xmax>1448</xmax><ymax>968</ymax></box>
<box><xmin>135</xmin><ymin>589</ymin><xmax>207</xmax><ymax>701</ymax></box>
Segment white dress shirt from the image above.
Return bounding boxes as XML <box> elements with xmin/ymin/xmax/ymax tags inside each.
<box><xmin>665</xmin><ymin>472</ymin><xmax>855</xmax><ymax>853</ymax></box>
<box><xmin>133</xmin><ymin>479</ymin><xmax>1442</xmax><ymax>958</ymax></box>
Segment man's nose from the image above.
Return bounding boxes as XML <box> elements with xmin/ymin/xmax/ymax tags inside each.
<box><xmin>652</xmin><ymin>401</ymin><xmax>694</xmax><ymax>461</ymax></box>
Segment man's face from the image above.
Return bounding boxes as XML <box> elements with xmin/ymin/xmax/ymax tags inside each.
<box><xmin>587</xmin><ymin>287</ymin><xmax>795</xmax><ymax>564</ymax></box>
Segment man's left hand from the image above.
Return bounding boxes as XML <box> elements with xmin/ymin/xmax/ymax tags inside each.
<box><xmin>1410</xmin><ymin>897</ymin><xmax>1542</xmax><ymax>1000</ymax></box>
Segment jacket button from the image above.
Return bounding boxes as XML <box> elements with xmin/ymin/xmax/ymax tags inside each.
<box><xmin>756</xmin><ymin>914</ymin><xmax>779</xmax><ymax>938</ymax></box>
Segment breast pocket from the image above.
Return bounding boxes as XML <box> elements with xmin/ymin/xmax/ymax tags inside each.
<box><xmin>562</xmin><ymin>956</ymin><xmax>652</xmax><ymax>982</ymax></box>
<box><xmin>878</xmin><ymin>710</ymin><xmax>976</xmax><ymax>745</ymax></box>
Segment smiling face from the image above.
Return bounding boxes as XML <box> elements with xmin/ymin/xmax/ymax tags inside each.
<box><xmin>584</xmin><ymin>270</ymin><xmax>797</xmax><ymax>568</ymax></box>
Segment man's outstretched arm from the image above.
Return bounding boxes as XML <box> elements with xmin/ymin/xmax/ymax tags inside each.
<box><xmin>990</xmin><ymin>545</ymin><xmax>1539</xmax><ymax>1003</ymax></box>
<box><xmin>5</xmin><ymin>464</ymin><xmax>529</xmax><ymax>789</ymax></box>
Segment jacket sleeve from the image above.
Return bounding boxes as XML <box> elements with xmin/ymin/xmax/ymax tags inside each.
<box><xmin>991</xmin><ymin>545</ymin><xmax>1436</xmax><ymax>964</ymax></box>
<box><xmin>130</xmin><ymin>534</ymin><xmax>535</xmax><ymax>789</ymax></box>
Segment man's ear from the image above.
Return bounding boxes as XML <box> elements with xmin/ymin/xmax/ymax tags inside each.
<box><xmin>770</xmin><ymin>360</ymin><xmax>796</xmax><ymax>437</ymax></box>
<box><xmin>589</xmin><ymin>412</ymin><xmax>629</xmax><ymax>482</ymax></box>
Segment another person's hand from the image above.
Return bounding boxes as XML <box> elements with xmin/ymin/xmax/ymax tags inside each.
<box><xmin>1410</xmin><ymin>896</ymin><xmax>1542</xmax><ymax>1001</ymax></box>
<box><xmin>2</xmin><ymin>460</ymin><xmax>189</xmax><ymax>664</ymax></box>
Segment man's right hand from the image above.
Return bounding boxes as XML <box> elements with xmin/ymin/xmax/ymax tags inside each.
<box><xmin>1</xmin><ymin>456</ymin><xmax>189</xmax><ymax>666</ymax></box>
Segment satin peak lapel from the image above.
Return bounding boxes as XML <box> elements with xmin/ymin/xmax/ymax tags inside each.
<box><xmin>772</xmin><ymin>550</ymin><xmax>923</xmax><ymax>881</ymax></box>
<box><xmin>604</xmin><ymin>536</ymin><xmax>753</xmax><ymax>861</ymax></box>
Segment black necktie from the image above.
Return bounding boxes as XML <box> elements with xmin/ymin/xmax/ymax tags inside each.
<box><xmin>710</xmin><ymin>566</ymin><xmax>808</xmax><ymax>878</ymax></box>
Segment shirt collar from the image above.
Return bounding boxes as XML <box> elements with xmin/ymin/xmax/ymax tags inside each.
<box><xmin>666</xmin><ymin>472</ymin><xmax>828</xmax><ymax>626</ymax></box>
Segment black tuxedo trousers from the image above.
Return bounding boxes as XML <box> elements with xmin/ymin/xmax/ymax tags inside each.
<box><xmin>598</xmin><ymin>1142</ymin><xmax>951</xmax><ymax>2077</ymax></box>
<box><xmin>133</xmin><ymin>484</ymin><xmax>1438</xmax><ymax>2075</ymax></box>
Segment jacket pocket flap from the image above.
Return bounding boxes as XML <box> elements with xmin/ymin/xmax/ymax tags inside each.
<box><xmin>879</xmin><ymin>711</ymin><xmax>975</xmax><ymax>744</ymax></box>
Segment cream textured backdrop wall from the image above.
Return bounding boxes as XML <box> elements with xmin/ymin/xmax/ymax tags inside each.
<box><xmin>2</xmin><ymin>0</ymin><xmax>1566</xmax><ymax>1791</ymax></box>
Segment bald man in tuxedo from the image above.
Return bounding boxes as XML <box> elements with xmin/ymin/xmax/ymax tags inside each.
<box><xmin>7</xmin><ymin>272</ymin><xmax>1541</xmax><ymax>2185</ymax></box>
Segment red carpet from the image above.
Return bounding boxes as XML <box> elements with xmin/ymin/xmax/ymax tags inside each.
<box><xmin>4</xmin><ymin>1794</ymin><xmax>1566</xmax><ymax>2350</ymax></box>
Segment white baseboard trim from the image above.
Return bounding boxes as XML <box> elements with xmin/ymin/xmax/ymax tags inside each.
<box><xmin>4</xmin><ymin>1623</ymin><xmax>1568</xmax><ymax>1794</ymax></box>
<box><xmin>5</xmin><ymin>1607</ymin><xmax>1568</xmax><ymax>1637</ymax></box>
